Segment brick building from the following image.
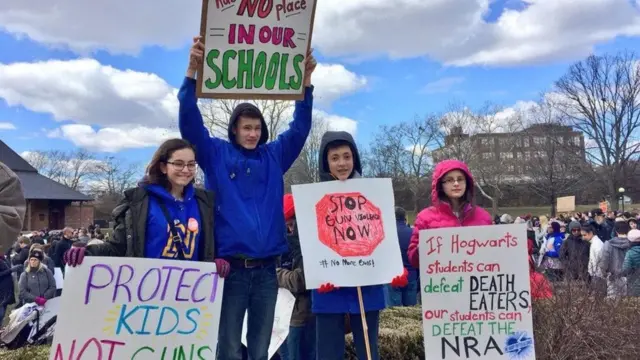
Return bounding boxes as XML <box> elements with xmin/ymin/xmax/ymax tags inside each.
<box><xmin>0</xmin><ymin>140</ymin><xmax>94</xmax><ymax>230</ymax></box>
<box><xmin>433</xmin><ymin>123</ymin><xmax>586</xmax><ymax>181</ymax></box>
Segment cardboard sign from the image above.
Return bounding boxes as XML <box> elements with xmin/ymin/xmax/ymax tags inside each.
<box><xmin>419</xmin><ymin>224</ymin><xmax>535</xmax><ymax>359</ymax></box>
<box><xmin>198</xmin><ymin>0</ymin><xmax>317</xmax><ymax>100</ymax></box>
<box><xmin>49</xmin><ymin>257</ymin><xmax>224</xmax><ymax>360</ymax></box>
<box><xmin>292</xmin><ymin>178</ymin><xmax>403</xmax><ymax>288</ymax></box>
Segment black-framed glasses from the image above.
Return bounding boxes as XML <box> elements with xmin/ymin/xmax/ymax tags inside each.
<box><xmin>167</xmin><ymin>161</ymin><xmax>197</xmax><ymax>171</ymax></box>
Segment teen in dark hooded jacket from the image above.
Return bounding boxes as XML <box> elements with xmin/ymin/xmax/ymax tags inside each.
<box><xmin>178</xmin><ymin>36</ymin><xmax>317</xmax><ymax>360</ymax></box>
<box><xmin>313</xmin><ymin>131</ymin><xmax>393</xmax><ymax>360</ymax></box>
<box><xmin>64</xmin><ymin>139</ymin><xmax>223</xmax><ymax>271</ymax></box>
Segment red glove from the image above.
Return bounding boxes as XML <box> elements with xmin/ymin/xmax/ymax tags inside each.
<box><xmin>214</xmin><ymin>259</ymin><xmax>230</xmax><ymax>278</ymax></box>
<box><xmin>318</xmin><ymin>283</ymin><xmax>338</xmax><ymax>293</ymax></box>
<box><xmin>391</xmin><ymin>268</ymin><xmax>409</xmax><ymax>288</ymax></box>
<box><xmin>63</xmin><ymin>247</ymin><xmax>86</xmax><ymax>267</ymax></box>
<box><xmin>35</xmin><ymin>297</ymin><xmax>47</xmax><ymax>306</ymax></box>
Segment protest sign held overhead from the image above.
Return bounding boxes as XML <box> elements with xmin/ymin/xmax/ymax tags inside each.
<box><xmin>49</xmin><ymin>257</ymin><xmax>224</xmax><ymax>360</ymax></box>
<box><xmin>419</xmin><ymin>224</ymin><xmax>535</xmax><ymax>360</ymax></box>
<box><xmin>198</xmin><ymin>0</ymin><xmax>317</xmax><ymax>99</ymax></box>
<box><xmin>292</xmin><ymin>178</ymin><xmax>403</xmax><ymax>289</ymax></box>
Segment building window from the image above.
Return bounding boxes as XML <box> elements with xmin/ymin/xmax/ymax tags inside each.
<box><xmin>506</xmin><ymin>164</ymin><xmax>515</xmax><ymax>172</ymax></box>
<box><xmin>524</xmin><ymin>151</ymin><xmax>531</xmax><ymax>160</ymax></box>
<box><xmin>573</xmin><ymin>136</ymin><xmax>581</xmax><ymax>146</ymax></box>
<box><xmin>499</xmin><ymin>138</ymin><xmax>511</xmax><ymax>147</ymax></box>
<box><xmin>533</xmin><ymin>136</ymin><xmax>546</xmax><ymax>146</ymax></box>
<box><xmin>523</xmin><ymin>138</ymin><xmax>530</xmax><ymax>147</ymax></box>
<box><xmin>482</xmin><ymin>152</ymin><xmax>493</xmax><ymax>159</ymax></box>
<box><xmin>481</xmin><ymin>138</ymin><xmax>492</xmax><ymax>146</ymax></box>
<box><xmin>501</xmin><ymin>152</ymin><xmax>514</xmax><ymax>159</ymax></box>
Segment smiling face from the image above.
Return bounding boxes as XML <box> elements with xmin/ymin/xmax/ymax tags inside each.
<box><xmin>441</xmin><ymin>169</ymin><xmax>467</xmax><ymax>200</ymax></box>
<box><xmin>233</xmin><ymin>116</ymin><xmax>262</xmax><ymax>150</ymax></box>
<box><xmin>161</xmin><ymin>148</ymin><xmax>196</xmax><ymax>188</ymax></box>
<box><xmin>327</xmin><ymin>144</ymin><xmax>354</xmax><ymax>180</ymax></box>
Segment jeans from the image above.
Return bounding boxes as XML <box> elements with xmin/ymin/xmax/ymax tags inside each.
<box><xmin>217</xmin><ymin>264</ymin><xmax>278</xmax><ymax>360</ymax></box>
<box><xmin>386</xmin><ymin>279</ymin><xmax>419</xmax><ymax>307</ymax></box>
<box><xmin>316</xmin><ymin>312</ymin><xmax>379</xmax><ymax>360</ymax></box>
<box><xmin>286</xmin><ymin>318</ymin><xmax>316</xmax><ymax>360</ymax></box>
<box><xmin>0</xmin><ymin>304</ymin><xmax>5</xmax><ymax>326</ymax></box>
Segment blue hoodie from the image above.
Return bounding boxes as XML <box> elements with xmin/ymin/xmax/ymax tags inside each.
<box><xmin>144</xmin><ymin>183</ymin><xmax>202</xmax><ymax>260</ymax></box>
<box><xmin>311</xmin><ymin>131</ymin><xmax>386</xmax><ymax>314</ymax></box>
<box><xmin>178</xmin><ymin>77</ymin><xmax>313</xmax><ymax>258</ymax></box>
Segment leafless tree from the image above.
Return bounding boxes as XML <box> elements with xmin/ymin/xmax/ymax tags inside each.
<box><xmin>22</xmin><ymin>149</ymin><xmax>98</xmax><ymax>191</ymax></box>
<box><xmin>523</xmin><ymin>100</ymin><xmax>590</xmax><ymax>215</ymax></box>
<box><xmin>90</xmin><ymin>156</ymin><xmax>140</xmax><ymax>198</ymax></box>
<box><xmin>436</xmin><ymin>102</ymin><xmax>526</xmax><ymax>213</ymax></box>
<box><xmin>550</xmin><ymin>52</ymin><xmax>640</xmax><ymax>209</ymax></box>
<box><xmin>199</xmin><ymin>99</ymin><xmax>292</xmax><ymax>141</ymax></box>
<box><xmin>284</xmin><ymin>113</ymin><xmax>328</xmax><ymax>189</ymax></box>
<box><xmin>368</xmin><ymin>115</ymin><xmax>441</xmax><ymax>211</ymax></box>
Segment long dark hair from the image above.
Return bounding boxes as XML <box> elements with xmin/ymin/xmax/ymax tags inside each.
<box><xmin>142</xmin><ymin>138</ymin><xmax>196</xmax><ymax>190</ymax></box>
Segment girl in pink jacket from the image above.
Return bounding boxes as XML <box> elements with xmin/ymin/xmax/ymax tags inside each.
<box><xmin>408</xmin><ymin>160</ymin><xmax>492</xmax><ymax>268</ymax></box>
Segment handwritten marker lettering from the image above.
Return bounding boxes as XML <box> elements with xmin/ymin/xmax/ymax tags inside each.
<box><xmin>419</xmin><ymin>225</ymin><xmax>536</xmax><ymax>359</ymax></box>
<box><xmin>50</xmin><ymin>258</ymin><xmax>223</xmax><ymax>360</ymax></box>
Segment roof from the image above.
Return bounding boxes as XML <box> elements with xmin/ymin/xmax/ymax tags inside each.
<box><xmin>14</xmin><ymin>171</ymin><xmax>93</xmax><ymax>201</ymax></box>
<box><xmin>0</xmin><ymin>140</ymin><xmax>37</xmax><ymax>172</ymax></box>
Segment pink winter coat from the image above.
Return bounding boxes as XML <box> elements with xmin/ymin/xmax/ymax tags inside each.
<box><xmin>408</xmin><ymin>159</ymin><xmax>492</xmax><ymax>268</ymax></box>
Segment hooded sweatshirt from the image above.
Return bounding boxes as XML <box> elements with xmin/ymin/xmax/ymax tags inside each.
<box><xmin>560</xmin><ymin>221</ymin><xmax>590</xmax><ymax>280</ymax></box>
<box><xmin>599</xmin><ymin>236</ymin><xmax>630</xmax><ymax>277</ymax></box>
<box><xmin>408</xmin><ymin>160</ymin><xmax>492</xmax><ymax>269</ymax></box>
<box><xmin>178</xmin><ymin>77</ymin><xmax>313</xmax><ymax>258</ymax></box>
<box><xmin>144</xmin><ymin>183</ymin><xmax>202</xmax><ymax>260</ymax></box>
<box><xmin>311</xmin><ymin>131</ymin><xmax>386</xmax><ymax>314</ymax></box>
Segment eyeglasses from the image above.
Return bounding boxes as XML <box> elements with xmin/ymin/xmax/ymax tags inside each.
<box><xmin>442</xmin><ymin>177</ymin><xmax>466</xmax><ymax>185</ymax></box>
<box><xmin>167</xmin><ymin>161</ymin><xmax>197</xmax><ymax>171</ymax></box>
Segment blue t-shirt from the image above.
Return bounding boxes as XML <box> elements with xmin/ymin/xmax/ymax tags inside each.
<box><xmin>144</xmin><ymin>184</ymin><xmax>201</xmax><ymax>260</ymax></box>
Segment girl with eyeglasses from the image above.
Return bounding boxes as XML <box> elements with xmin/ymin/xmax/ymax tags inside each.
<box><xmin>408</xmin><ymin>159</ymin><xmax>492</xmax><ymax>269</ymax></box>
<box><xmin>63</xmin><ymin>139</ymin><xmax>230</xmax><ymax>278</ymax></box>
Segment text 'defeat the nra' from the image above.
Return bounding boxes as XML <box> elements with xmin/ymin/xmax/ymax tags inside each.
<box><xmin>419</xmin><ymin>224</ymin><xmax>535</xmax><ymax>360</ymax></box>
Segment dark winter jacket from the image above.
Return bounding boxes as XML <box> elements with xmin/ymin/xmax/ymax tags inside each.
<box><xmin>311</xmin><ymin>131</ymin><xmax>386</xmax><ymax>314</ymax></box>
<box><xmin>0</xmin><ymin>257</ymin><xmax>16</xmax><ymax>307</ymax></box>
<box><xmin>85</xmin><ymin>186</ymin><xmax>216</xmax><ymax>261</ymax></box>
<box><xmin>178</xmin><ymin>77</ymin><xmax>313</xmax><ymax>259</ymax></box>
<box><xmin>397</xmin><ymin>220</ymin><xmax>417</xmax><ymax>282</ymax></box>
<box><xmin>622</xmin><ymin>242</ymin><xmax>640</xmax><ymax>296</ymax></box>
<box><xmin>276</xmin><ymin>228</ymin><xmax>312</xmax><ymax>326</ymax></box>
<box><xmin>560</xmin><ymin>234</ymin><xmax>590</xmax><ymax>281</ymax></box>
<box><xmin>18</xmin><ymin>265</ymin><xmax>56</xmax><ymax>304</ymax></box>
<box><xmin>52</xmin><ymin>237</ymin><xmax>73</xmax><ymax>271</ymax></box>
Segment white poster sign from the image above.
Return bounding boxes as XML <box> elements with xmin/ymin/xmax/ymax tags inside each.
<box><xmin>292</xmin><ymin>178</ymin><xmax>403</xmax><ymax>288</ymax></box>
<box><xmin>198</xmin><ymin>0</ymin><xmax>317</xmax><ymax>99</ymax></box>
<box><xmin>49</xmin><ymin>257</ymin><xmax>224</xmax><ymax>360</ymax></box>
<box><xmin>242</xmin><ymin>288</ymin><xmax>295</xmax><ymax>358</ymax></box>
<box><xmin>419</xmin><ymin>224</ymin><xmax>535</xmax><ymax>359</ymax></box>
<box><xmin>54</xmin><ymin>268</ymin><xmax>64</xmax><ymax>290</ymax></box>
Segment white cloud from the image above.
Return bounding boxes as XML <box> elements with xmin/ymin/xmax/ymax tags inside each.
<box><xmin>0</xmin><ymin>122</ymin><xmax>16</xmax><ymax>130</ymax></box>
<box><xmin>314</xmin><ymin>110</ymin><xmax>358</xmax><ymax>135</ymax></box>
<box><xmin>422</xmin><ymin>77</ymin><xmax>465</xmax><ymax>94</ymax></box>
<box><xmin>47</xmin><ymin>124</ymin><xmax>180</xmax><ymax>153</ymax></box>
<box><xmin>3</xmin><ymin>0</ymin><xmax>639</xmax><ymax>66</ymax></box>
<box><xmin>0</xmin><ymin>58</ymin><xmax>363</xmax><ymax>151</ymax></box>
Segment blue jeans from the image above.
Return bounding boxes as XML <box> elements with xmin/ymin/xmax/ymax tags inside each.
<box><xmin>386</xmin><ymin>279</ymin><xmax>418</xmax><ymax>307</ymax></box>
<box><xmin>316</xmin><ymin>312</ymin><xmax>379</xmax><ymax>360</ymax></box>
<box><xmin>286</xmin><ymin>318</ymin><xmax>316</xmax><ymax>360</ymax></box>
<box><xmin>217</xmin><ymin>264</ymin><xmax>278</xmax><ymax>360</ymax></box>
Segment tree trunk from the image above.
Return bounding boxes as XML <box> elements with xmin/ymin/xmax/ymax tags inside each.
<box><xmin>475</xmin><ymin>183</ymin><xmax>498</xmax><ymax>215</ymax></box>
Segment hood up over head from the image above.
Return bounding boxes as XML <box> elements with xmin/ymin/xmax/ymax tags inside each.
<box><xmin>431</xmin><ymin>159</ymin><xmax>475</xmax><ymax>206</ymax></box>
<box><xmin>227</xmin><ymin>103</ymin><xmax>269</xmax><ymax>147</ymax></box>
<box><xmin>318</xmin><ymin>131</ymin><xmax>362</xmax><ymax>182</ymax></box>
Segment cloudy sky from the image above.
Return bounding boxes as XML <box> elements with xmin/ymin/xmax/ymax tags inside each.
<box><xmin>1</xmin><ymin>0</ymin><xmax>640</xmax><ymax>162</ymax></box>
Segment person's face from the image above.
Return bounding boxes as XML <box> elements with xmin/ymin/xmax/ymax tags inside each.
<box><xmin>161</xmin><ymin>148</ymin><xmax>196</xmax><ymax>188</ymax></box>
<box><xmin>571</xmin><ymin>227</ymin><xmax>581</xmax><ymax>237</ymax></box>
<box><xmin>233</xmin><ymin>117</ymin><xmax>262</xmax><ymax>150</ymax></box>
<box><xmin>581</xmin><ymin>231</ymin><xmax>593</xmax><ymax>242</ymax></box>
<box><xmin>29</xmin><ymin>257</ymin><xmax>40</xmax><ymax>268</ymax></box>
<box><xmin>441</xmin><ymin>170</ymin><xmax>467</xmax><ymax>200</ymax></box>
<box><xmin>327</xmin><ymin>145</ymin><xmax>354</xmax><ymax>181</ymax></box>
<box><xmin>631</xmin><ymin>221</ymin><xmax>638</xmax><ymax>230</ymax></box>
<box><xmin>63</xmin><ymin>229</ymin><xmax>73</xmax><ymax>238</ymax></box>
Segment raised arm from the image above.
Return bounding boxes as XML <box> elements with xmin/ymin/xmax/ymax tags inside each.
<box><xmin>179</xmin><ymin>36</ymin><xmax>223</xmax><ymax>167</ymax></box>
<box><xmin>268</xmin><ymin>49</ymin><xmax>317</xmax><ymax>173</ymax></box>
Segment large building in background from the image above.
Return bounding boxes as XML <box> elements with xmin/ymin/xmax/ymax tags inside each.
<box><xmin>0</xmin><ymin>140</ymin><xmax>94</xmax><ymax>230</ymax></box>
<box><xmin>433</xmin><ymin>123</ymin><xmax>586</xmax><ymax>180</ymax></box>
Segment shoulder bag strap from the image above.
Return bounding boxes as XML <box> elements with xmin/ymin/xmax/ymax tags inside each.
<box><xmin>155</xmin><ymin>200</ymin><xmax>186</xmax><ymax>261</ymax></box>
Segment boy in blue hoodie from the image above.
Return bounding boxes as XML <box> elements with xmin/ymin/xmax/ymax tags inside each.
<box><xmin>178</xmin><ymin>36</ymin><xmax>316</xmax><ymax>360</ymax></box>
